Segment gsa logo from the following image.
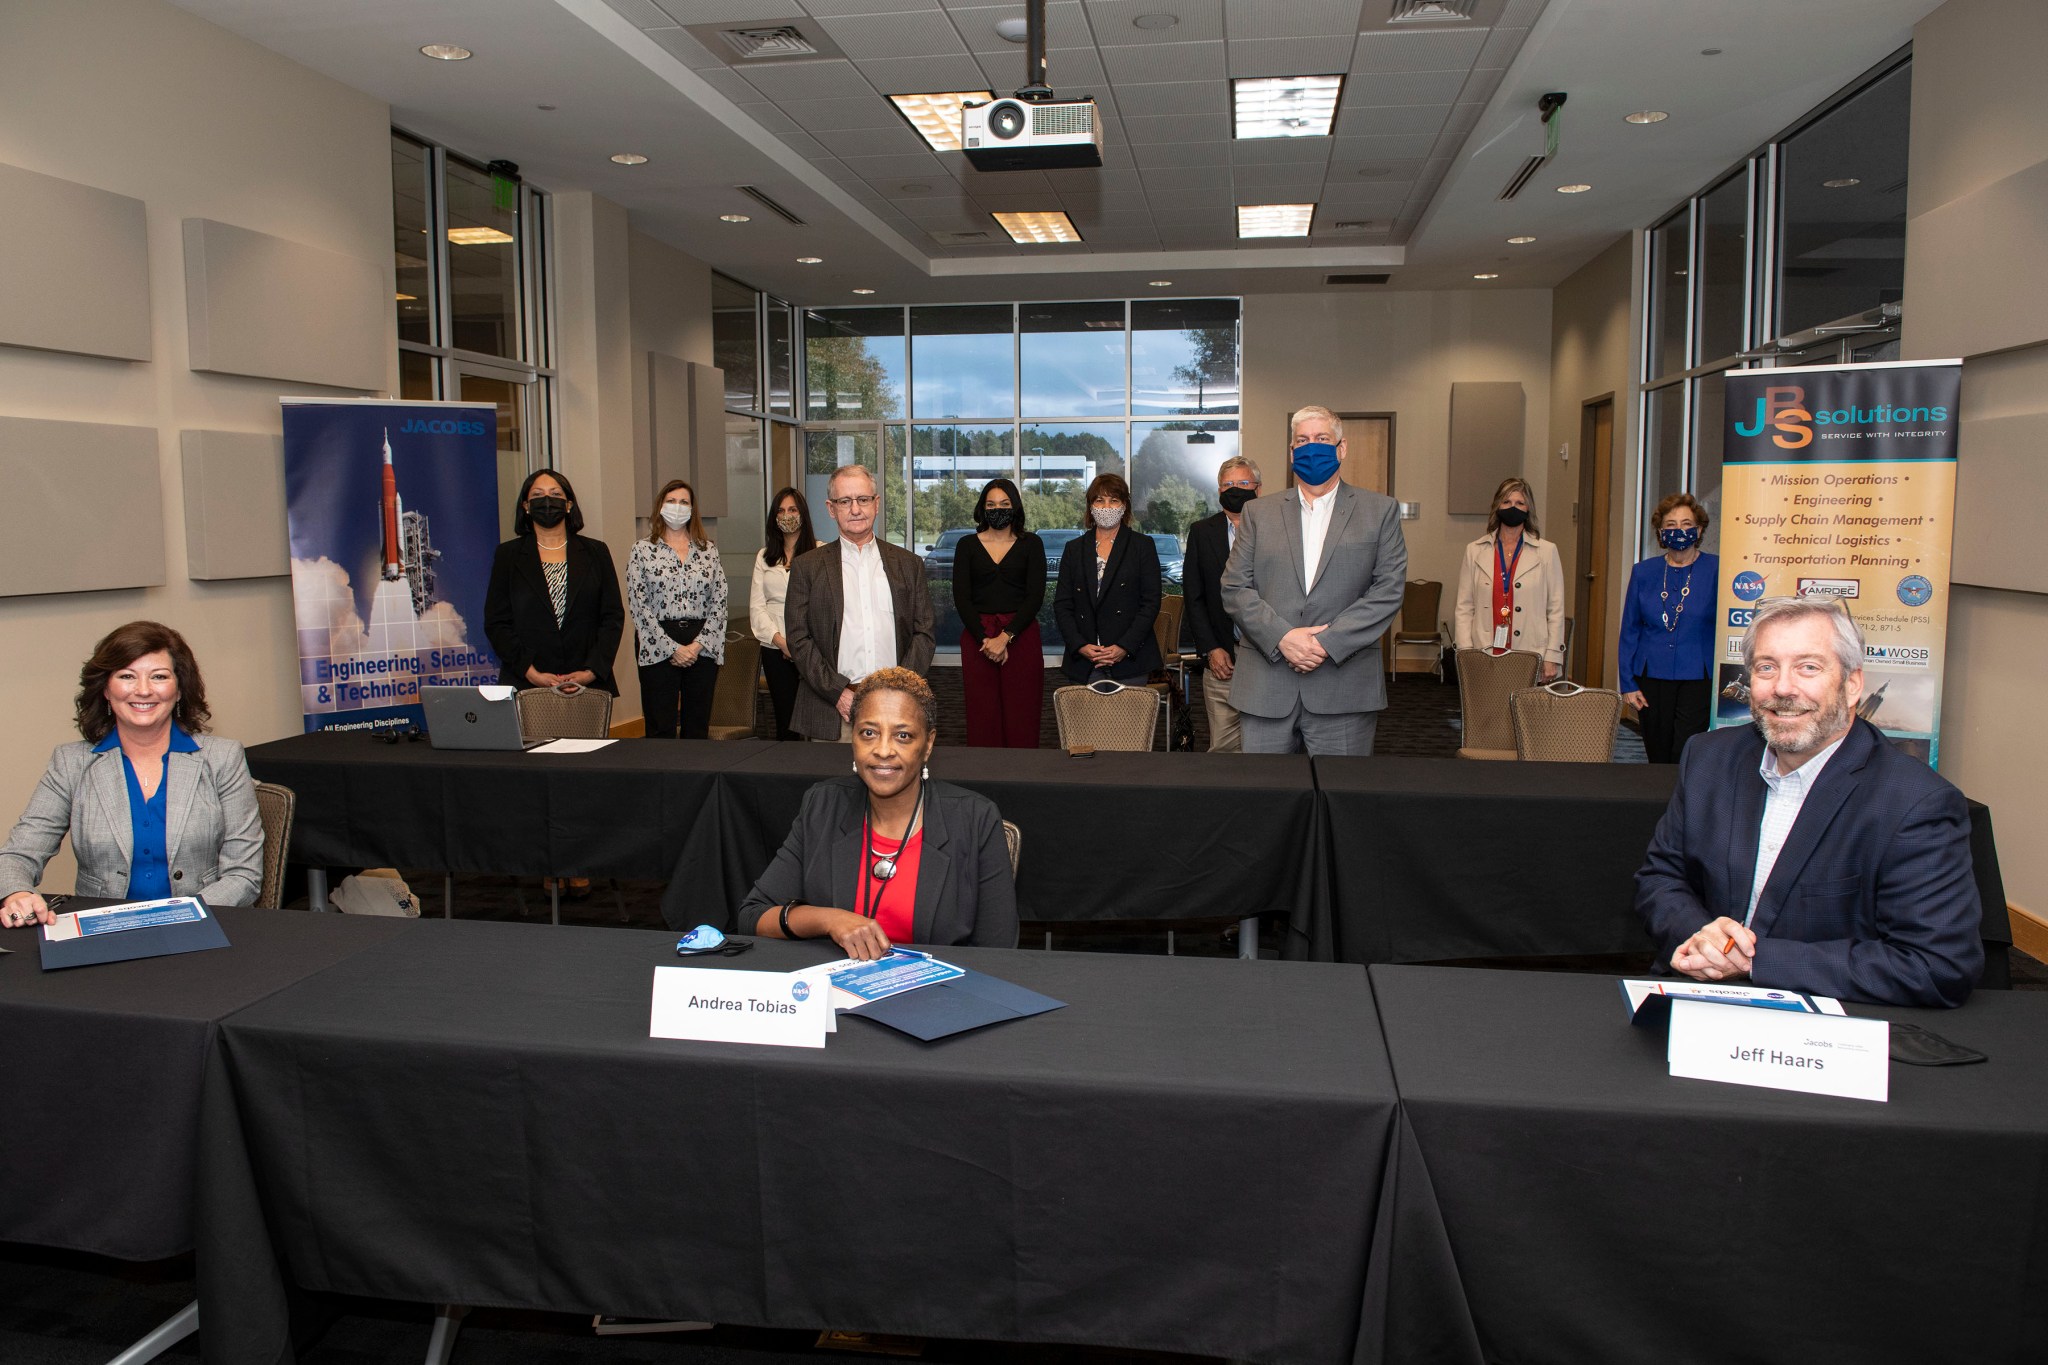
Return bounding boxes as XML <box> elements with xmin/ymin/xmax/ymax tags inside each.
<box><xmin>1731</xmin><ymin>571</ymin><xmax>1767</xmax><ymax>602</ymax></box>
<box><xmin>1728</xmin><ymin>608</ymin><xmax>1755</xmax><ymax>627</ymax></box>
<box><xmin>791</xmin><ymin>980</ymin><xmax>811</xmax><ymax>1003</ymax></box>
<box><xmin>1897</xmin><ymin>574</ymin><xmax>1933</xmax><ymax>607</ymax></box>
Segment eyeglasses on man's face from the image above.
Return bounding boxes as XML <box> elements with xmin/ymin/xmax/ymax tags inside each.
<box><xmin>828</xmin><ymin>494</ymin><xmax>878</xmax><ymax>510</ymax></box>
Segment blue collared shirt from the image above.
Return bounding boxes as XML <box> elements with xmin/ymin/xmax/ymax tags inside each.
<box><xmin>1743</xmin><ymin>730</ymin><xmax>1848</xmax><ymax>926</ymax></box>
<box><xmin>94</xmin><ymin>724</ymin><xmax>200</xmax><ymax>901</ymax></box>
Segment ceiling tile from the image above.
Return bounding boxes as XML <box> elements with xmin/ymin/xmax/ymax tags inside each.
<box><xmin>739</xmin><ymin>58</ymin><xmax>877</xmax><ymax>101</ymax></box>
<box><xmin>1434</xmin><ymin>101</ymin><xmax>1486</xmax><ymax>145</ymax></box>
<box><xmin>1230</xmin><ymin>137</ymin><xmax>1334</xmax><ymax>166</ymax></box>
<box><xmin>951</xmin><ymin>2</ymin><xmax>1093</xmax><ymax>54</ymax></box>
<box><xmin>1331</xmin><ymin>157</ymin><xmax>1423</xmax><ymax>181</ymax></box>
<box><xmin>954</xmin><ymin>168</ymin><xmax>1053</xmax><ymax>195</ymax></box>
<box><xmin>738</xmin><ymin>101</ymin><xmax>807</xmax><ymax>135</ymax></box>
<box><xmin>690</xmin><ymin>65</ymin><xmax>762</xmax><ymax>103</ymax></box>
<box><xmin>642</xmin><ymin>25</ymin><xmax>727</xmax><ymax>67</ymax></box>
<box><xmin>1318</xmin><ymin>184</ymin><xmax>1410</xmax><ymax>211</ymax></box>
<box><xmin>1138</xmin><ymin>167</ymin><xmax>1230</xmax><ymax>193</ymax></box>
<box><xmin>599</xmin><ymin>0</ymin><xmax>677</xmax><ymax>28</ymax></box>
<box><xmin>800</xmin><ymin>0</ymin><xmax>945</xmax><ymax>13</ymax></box>
<box><xmin>1332</xmin><ymin>132</ymin><xmax>1439</xmax><ymax>161</ymax></box>
<box><xmin>1500</xmin><ymin>0</ymin><xmax>1552</xmax><ymax>27</ymax></box>
<box><xmin>816</xmin><ymin>9</ymin><xmax>972</xmax><ymax>59</ymax></box>
<box><xmin>855</xmin><ymin>54</ymin><xmax>992</xmax><ymax>94</ymax></box>
<box><xmin>1112</xmin><ymin>79</ymin><xmax>1229</xmax><ymax>117</ymax></box>
<box><xmin>1349</xmin><ymin>28</ymin><xmax>1488</xmax><ymax>73</ymax></box>
<box><xmin>1121</xmin><ymin>112</ymin><xmax>1233</xmax><ymax>144</ymax></box>
<box><xmin>1045</xmin><ymin>167</ymin><xmax>1146</xmax><ymax>192</ymax></box>
<box><xmin>652</xmin><ymin>0</ymin><xmax>805</xmax><ymax>22</ymax></box>
<box><xmin>1221</xmin><ymin>0</ymin><xmax>1362</xmax><ymax>41</ymax></box>
<box><xmin>813</xmin><ymin>123</ymin><xmax>932</xmax><ymax>155</ymax></box>
<box><xmin>1230</xmin><ymin>161</ymin><xmax>1327</xmax><ymax>188</ymax></box>
<box><xmin>1144</xmin><ymin>188</ymin><xmax>1224</xmax><ymax>212</ymax></box>
<box><xmin>782</xmin><ymin>95</ymin><xmax>907</xmax><ymax>131</ymax></box>
<box><xmin>1100</xmin><ymin>40</ymin><xmax>1226</xmax><ymax>83</ymax></box>
<box><xmin>779</xmin><ymin>129</ymin><xmax>833</xmax><ymax>158</ymax></box>
<box><xmin>974</xmin><ymin>46</ymin><xmax>1110</xmax><ymax>92</ymax></box>
<box><xmin>840</xmin><ymin>151</ymin><xmax>951</xmax><ymax>180</ymax></box>
<box><xmin>1226</xmin><ymin>37</ymin><xmax>1348</xmax><ymax>80</ymax></box>
<box><xmin>1476</xmin><ymin>25</ymin><xmax>1530</xmax><ymax>69</ymax></box>
<box><xmin>1343</xmin><ymin>69</ymin><xmax>1469</xmax><ymax>106</ymax></box>
<box><xmin>1335</xmin><ymin>103</ymin><xmax>1450</xmax><ymax>137</ymax></box>
<box><xmin>1087</xmin><ymin>0</ymin><xmax>1226</xmax><ymax>45</ymax></box>
<box><xmin>1132</xmin><ymin>140</ymin><xmax>1233</xmax><ymax>169</ymax></box>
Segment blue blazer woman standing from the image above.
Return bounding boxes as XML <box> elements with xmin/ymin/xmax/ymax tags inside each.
<box><xmin>1617</xmin><ymin>493</ymin><xmax>1718</xmax><ymax>763</ymax></box>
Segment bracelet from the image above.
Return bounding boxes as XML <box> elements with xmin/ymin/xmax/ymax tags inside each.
<box><xmin>778</xmin><ymin>897</ymin><xmax>802</xmax><ymax>940</ymax></box>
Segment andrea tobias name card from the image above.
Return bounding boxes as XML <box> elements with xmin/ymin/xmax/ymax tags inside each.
<box><xmin>650</xmin><ymin>966</ymin><xmax>829</xmax><ymax>1048</ymax></box>
<box><xmin>1667</xmin><ymin>998</ymin><xmax>1889</xmax><ymax>1102</ymax></box>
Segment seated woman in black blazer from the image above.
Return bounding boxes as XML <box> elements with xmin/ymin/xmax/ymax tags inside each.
<box><xmin>484</xmin><ymin>469</ymin><xmax>626</xmax><ymax>695</ymax></box>
<box><xmin>739</xmin><ymin>667</ymin><xmax>1018</xmax><ymax>960</ymax></box>
<box><xmin>1052</xmin><ymin>472</ymin><xmax>1162</xmax><ymax>684</ymax></box>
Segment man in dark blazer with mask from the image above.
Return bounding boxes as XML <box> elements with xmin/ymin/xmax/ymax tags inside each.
<box><xmin>1221</xmin><ymin>405</ymin><xmax>1406</xmax><ymax>755</ymax></box>
<box><xmin>784</xmin><ymin>465</ymin><xmax>935</xmax><ymax>741</ymax></box>
<box><xmin>1183</xmin><ymin>455</ymin><xmax>1263</xmax><ymax>752</ymax></box>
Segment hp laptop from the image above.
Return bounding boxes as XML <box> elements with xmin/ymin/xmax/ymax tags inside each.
<box><xmin>421</xmin><ymin>685</ymin><xmax>541</xmax><ymax>751</ymax></box>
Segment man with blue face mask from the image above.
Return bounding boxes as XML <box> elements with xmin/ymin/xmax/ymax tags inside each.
<box><xmin>1220</xmin><ymin>405</ymin><xmax>1407</xmax><ymax>755</ymax></box>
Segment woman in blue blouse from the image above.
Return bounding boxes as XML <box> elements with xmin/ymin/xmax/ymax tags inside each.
<box><xmin>1617</xmin><ymin>493</ymin><xmax>1718</xmax><ymax>763</ymax></box>
<box><xmin>627</xmin><ymin>478</ymin><xmax>729</xmax><ymax>739</ymax></box>
<box><xmin>0</xmin><ymin>621</ymin><xmax>262</xmax><ymax>928</ymax></box>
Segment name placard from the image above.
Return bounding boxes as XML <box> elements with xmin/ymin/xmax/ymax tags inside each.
<box><xmin>1667</xmin><ymin>997</ymin><xmax>1889</xmax><ymax>1102</ymax></box>
<box><xmin>650</xmin><ymin>966</ymin><xmax>828</xmax><ymax>1049</ymax></box>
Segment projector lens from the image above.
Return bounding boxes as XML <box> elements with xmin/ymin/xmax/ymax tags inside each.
<box><xmin>989</xmin><ymin>102</ymin><xmax>1027</xmax><ymax>140</ymax></box>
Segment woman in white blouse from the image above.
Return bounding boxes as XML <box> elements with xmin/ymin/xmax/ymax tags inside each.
<box><xmin>750</xmin><ymin>486</ymin><xmax>817</xmax><ymax>741</ymax></box>
<box><xmin>1453</xmin><ymin>476</ymin><xmax>1565</xmax><ymax>681</ymax></box>
<box><xmin>626</xmin><ymin>479</ymin><xmax>729</xmax><ymax>738</ymax></box>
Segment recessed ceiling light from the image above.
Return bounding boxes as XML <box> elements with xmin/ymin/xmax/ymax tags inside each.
<box><xmin>1133</xmin><ymin>13</ymin><xmax>1180</xmax><ymax>29</ymax></box>
<box><xmin>1822</xmin><ymin>177</ymin><xmax>1862</xmax><ymax>188</ymax></box>
<box><xmin>1233</xmin><ymin>75</ymin><xmax>1344</xmax><ymax>140</ymax></box>
<box><xmin>1556</xmin><ymin>183</ymin><xmax>1593</xmax><ymax>194</ymax></box>
<box><xmin>889</xmin><ymin>90</ymin><xmax>996</xmax><ymax>153</ymax></box>
<box><xmin>994</xmin><ymin>16</ymin><xmax>1029</xmax><ymax>42</ymax></box>
<box><xmin>1700</xmin><ymin>47</ymin><xmax>1723</xmax><ymax>56</ymax></box>
<box><xmin>1507</xmin><ymin>235</ymin><xmax>1537</xmax><ymax>244</ymax></box>
<box><xmin>1237</xmin><ymin>203</ymin><xmax>1314</xmax><ymax>238</ymax></box>
<box><xmin>1624</xmin><ymin>110</ymin><xmax>1668</xmax><ymax>124</ymax></box>
<box><xmin>993</xmin><ymin>210</ymin><xmax>1083</xmax><ymax>244</ymax></box>
<box><xmin>609</xmin><ymin>153</ymin><xmax>648</xmax><ymax>165</ymax></box>
<box><xmin>420</xmin><ymin>43</ymin><xmax>472</xmax><ymax>61</ymax></box>
<box><xmin>1473</xmin><ymin>273</ymin><xmax>1499</xmax><ymax>280</ymax></box>
<box><xmin>1149</xmin><ymin>280</ymin><xmax>1173</xmax><ymax>287</ymax></box>
<box><xmin>719</xmin><ymin>214</ymin><xmax>750</xmax><ymax>223</ymax></box>
<box><xmin>853</xmin><ymin>288</ymin><xmax>876</xmax><ymax>295</ymax></box>
<box><xmin>447</xmin><ymin>226</ymin><xmax>515</xmax><ymax>245</ymax></box>
<box><xmin>537</xmin><ymin>104</ymin><xmax>557</xmax><ymax>112</ymax></box>
<box><xmin>796</xmin><ymin>256</ymin><xmax>824</xmax><ymax>264</ymax></box>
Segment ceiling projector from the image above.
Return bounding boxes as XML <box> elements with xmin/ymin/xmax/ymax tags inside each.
<box><xmin>962</xmin><ymin>96</ymin><xmax>1104</xmax><ymax>171</ymax></box>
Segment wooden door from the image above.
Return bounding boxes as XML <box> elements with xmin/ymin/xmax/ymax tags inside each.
<box><xmin>1284</xmin><ymin>413</ymin><xmax>1394</xmax><ymax>495</ymax></box>
<box><xmin>1573</xmin><ymin>397</ymin><xmax>1614</xmax><ymax>685</ymax></box>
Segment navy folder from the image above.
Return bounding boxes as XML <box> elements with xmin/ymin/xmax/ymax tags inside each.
<box><xmin>37</xmin><ymin>896</ymin><xmax>231</xmax><ymax>971</ymax></box>
<box><xmin>850</xmin><ymin>968</ymin><xmax>1065</xmax><ymax>1041</ymax></box>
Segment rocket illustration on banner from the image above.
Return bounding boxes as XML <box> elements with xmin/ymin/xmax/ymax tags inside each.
<box><xmin>380</xmin><ymin>428</ymin><xmax>403</xmax><ymax>581</ymax></box>
<box><xmin>376</xmin><ymin>427</ymin><xmax>443</xmax><ymax>617</ymax></box>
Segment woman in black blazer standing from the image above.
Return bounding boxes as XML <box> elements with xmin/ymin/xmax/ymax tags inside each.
<box><xmin>484</xmin><ymin>469</ymin><xmax>626</xmax><ymax>695</ymax></box>
<box><xmin>1053</xmin><ymin>472</ymin><xmax>1162</xmax><ymax>684</ymax></box>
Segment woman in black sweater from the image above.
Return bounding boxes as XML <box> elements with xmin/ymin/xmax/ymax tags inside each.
<box><xmin>952</xmin><ymin>478</ymin><xmax>1046</xmax><ymax>748</ymax></box>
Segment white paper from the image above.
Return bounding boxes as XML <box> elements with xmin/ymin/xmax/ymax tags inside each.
<box><xmin>1667</xmin><ymin>998</ymin><xmax>1889</xmax><ymax>1102</ymax></box>
<box><xmin>477</xmin><ymin>684</ymin><xmax>516</xmax><ymax>701</ymax></box>
<box><xmin>649</xmin><ymin>966</ymin><xmax>827</xmax><ymax>1048</ymax></box>
<box><xmin>529</xmin><ymin>738</ymin><xmax>617</xmax><ymax>754</ymax></box>
<box><xmin>1621</xmin><ymin>978</ymin><xmax>1819</xmax><ymax>1015</ymax></box>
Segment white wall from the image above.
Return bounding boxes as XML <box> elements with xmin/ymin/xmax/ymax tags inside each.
<box><xmin>0</xmin><ymin>0</ymin><xmax>394</xmax><ymax>890</ymax></box>
<box><xmin>1242</xmin><ymin>289</ymin><xmax>1555</xmax><ymax>593</ymax></box>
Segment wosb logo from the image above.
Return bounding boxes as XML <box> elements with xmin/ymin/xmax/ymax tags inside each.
<box><xmin>399</xmin><ymin>418</ymin><xmax>487</xmax><ymax>436</ymax></box>
<box><xmin>1733</xmin><ymin>384</ymin><xmax>1950</xmax><ymax>449</ymax></box>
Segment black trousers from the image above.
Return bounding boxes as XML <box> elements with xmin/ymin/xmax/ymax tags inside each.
<box><xmin>639</xmin><ymin>657</ymin><xmax>720</xmax><ymax>739</ymax></box>
<box><xmin>760</xmin><ymin>645</ymin><xmax>801</xmax><ymax>741</ymax></box>
<box><xmin>1638</xmin><ymin>675</ymin><xmax>1711</xmax><ymax>764</ymax></box>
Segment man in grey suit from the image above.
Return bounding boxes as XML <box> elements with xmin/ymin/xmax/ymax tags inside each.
<box><xmin>1221</xmin><ymin>405</ymin><xmax>1407</xmax><ymax>755</ymax></box>
<box><xmin>784</xmin><ymin>464</ymin><xmax>936</xmax><ymax>741</ymax></box>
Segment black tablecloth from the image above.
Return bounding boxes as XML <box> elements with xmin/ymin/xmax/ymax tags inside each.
<box><xmin>197</xmin><ymin>921</ymin><xmax>1392</xmax><ymax>1365</ymax></box>
<box><xmin>667</xmin><ymin>744</ymin><xmax>1322</xmax><ymax>936</ymax></box>
<box><xmin>1367</xmin><ymin>965</ymin><xmax>2048</xmax><ymax>1365</ymax></box>
<box><xmin>246</xmin><ymin>734</ymin><xmax>768</xmax><ymax>879</ymax></box>
<box><xmin>0</xmin><ymin>908</ymin><xmax>416</xmax><ymax>1260</ymax></box>
<box><xmin>1313</xmin><ymin>758</ymin><xmax>2012</xmax><ymax>984</ymax></box>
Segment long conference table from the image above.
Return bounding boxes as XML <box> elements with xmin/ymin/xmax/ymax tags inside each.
<box><xmin>9</xmin><ymin>911</ymin><xmax>2046</xmax><ymax>1365</ymax></box>
<box><xmin>247</xmin><ymin>734</ymin><xmax>2013</xmax><ymax>981</ymax></box>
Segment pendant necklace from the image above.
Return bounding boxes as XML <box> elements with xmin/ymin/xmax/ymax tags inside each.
<box><xmin>1660</xmin><ymin>558</ymin><xmax>1693</xmax><ymax>632</ymax></box>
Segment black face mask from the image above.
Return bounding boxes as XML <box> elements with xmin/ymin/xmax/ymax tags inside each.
<box><xmin>1219</xmin><ymin>487</ymin><xmax>1255</xmax><ymax>514</ymax></box>
<box><xmin>528</xmin><ymin>495</ymin><xmax>568</xmax><ymax>529</ymax></box>
<box><xmin>1495</xmin><ymin>505</ymin><xmax>1529</xmax><ymax>529</ymax></box>
<box><xmin>984</xmin><ymin>507</ymin><xmax>1015</xmax><ymax>530</ymax></box>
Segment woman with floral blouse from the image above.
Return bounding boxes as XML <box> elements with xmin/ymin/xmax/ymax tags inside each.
<box><xmin>626</xmin><ymin>479</ymin><xmax>729</xmax><ymax>738</ymax></box>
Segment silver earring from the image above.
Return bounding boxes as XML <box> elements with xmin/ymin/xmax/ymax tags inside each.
<box><xmin>852</xmin><ymin>760</ymin><xmax>859</xmax><ymax>774</ymax></box>
<box><xmin>922</xmin><ymin>763</ymin><xmax>930</xmax><ymax>780</ymax></box>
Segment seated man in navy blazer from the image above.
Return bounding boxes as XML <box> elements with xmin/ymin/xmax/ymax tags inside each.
<box><xmin>1634</xmin><ymin>595</ymin><xmax>1981</xmax><ymax>1007</ymax></box>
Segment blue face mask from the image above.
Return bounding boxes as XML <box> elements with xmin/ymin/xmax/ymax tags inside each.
<box><xmin>1659</xmin><ymin>526</ymin><xmax>1700</xmax><ymax>552</ymax></box>
<box><xmin>1291</xmin><ymin>441</ymin><xmax>1341</xmax><ymax>486</ymax></box>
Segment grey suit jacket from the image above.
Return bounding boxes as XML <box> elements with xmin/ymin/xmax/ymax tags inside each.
<box><xmin>783</xmin><ymin>538</ymin><xmax>937</xmax><ymax>740</ymax></box>
<box><xmin>0</xmin><ymin>735</ymin><xmax>264</xmax><ymax>905</ymax></box>
<box><xmin>735</xmin><ymin>777</ymin><xmax>1018</xmax><ymax>948</ymax></box>
<box><xmin>1220</xmin><ymin>482</ymin><xmax>1407</xmax><ymax>718</ymax></box>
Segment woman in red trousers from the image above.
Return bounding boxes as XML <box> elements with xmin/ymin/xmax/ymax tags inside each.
<box><xmin>952</xmin><ymin>478</ymin><xmax>1046</xmax><ymax>747</ymax></box>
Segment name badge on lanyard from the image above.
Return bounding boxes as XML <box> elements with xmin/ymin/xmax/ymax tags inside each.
<box><xmin>1492</xmin><ymin>535</ymin><xmax>1522</xmax><ymax>653</ymax></box>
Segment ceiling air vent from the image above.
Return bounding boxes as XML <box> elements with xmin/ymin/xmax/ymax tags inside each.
<box><xmin>1388</xmin><ymin>0</ymin><xmax>1477</xmax><ymax>22</ymax></box>
<box><xmin>931</xmin><ymin>229</ymin><xmax>994</xmax><ymax>245</ymax></box>
<box><xmin>736</xmin><ymin>185</ymin><xmax>805</xmax><ymax>225</ymax></box>
<box><xmin>1497</xmin><ymin>155</ymin><xmax>1547</xmax><ymax>200</ymax></box>
<box><xmin>720</xmin><ymin>25</ymin><xmax>817</xmax><ymax>59</ymax></box>
<box><xmin>1326</xmin><ymin>273</ymin><xmax>1392</xmax><ymax>285</ymax></box>
<box><xmin>1331</xmin><ymin>220</ymin><xmax>1392</xmax><ymax>233</ymax></box>
<box><xmin>685</xmin><ymin>17</ymin><xmax>845</xmax><ymax>64</ymax></box>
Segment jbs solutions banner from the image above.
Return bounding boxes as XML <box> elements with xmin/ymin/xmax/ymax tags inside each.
<box><xmin>282</xmin><ymin>399</ymin><xmax>503</xmax><ymax>733</ymax></box>
<box><xmin>1712</xmin><ymin>360</ymin><xmax>1962</xmax><ymax>765</ymax></box>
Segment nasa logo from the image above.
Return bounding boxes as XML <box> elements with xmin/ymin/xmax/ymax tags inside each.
<box><xmin>1896</xmin><ymin>574</ymin><xmax>1933</xmax><ymax>607</ymax></box>
<box><xmin>1731</xmin><ymin>570</ymin><xmax>1768</xmax><ymax>602</ymax></box>
<box><xmin>792</xmin><ymin>980</ymin><xmax>811</xmax><ymax>1003</ymax></box>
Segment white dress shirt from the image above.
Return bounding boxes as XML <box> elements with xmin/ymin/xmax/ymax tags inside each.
<box><xmin>836</xmin><ymin>535</ymin><xmax>896</xmax><ymax>682</ymax></box>
<box><xmin>1298</xmin><ymin>484</ymin><xmax>1338</xmax><ymax>593</ymax></box>
<box><xmin>1744</xmin><ymin>731</ymin><xmax>1848</xmax><ymax>925</ymax></box>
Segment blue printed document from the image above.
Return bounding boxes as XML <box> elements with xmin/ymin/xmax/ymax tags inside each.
<box><xmin>1621</xmin><ymin>978</ymin><xmax>1843</xmax><ymax>1028</ymax></box>
<box><xmin>45</xmin><ymin>896</ymin><xmax>208</xmax><ymax>941</ymax></box>
<box><xmin>38</xmin><ymin>895</ymin><xmax>230</xmax><ymax>971</ymax></box>
<box><xmin>823</xmin><ymin>949</ymin><xmax>965</xmax><ymax>1008</ymax></box>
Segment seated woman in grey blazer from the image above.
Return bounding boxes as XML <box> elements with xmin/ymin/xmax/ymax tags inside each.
<box><xmin>0</xmin><ymin>621</ymin><xmax>263</xmax><ymax>930</ymax></box>
<box><xmin>739</xmin><ymin>667</ymin><xmax>1017</xmax><ymax>960</ymax></box>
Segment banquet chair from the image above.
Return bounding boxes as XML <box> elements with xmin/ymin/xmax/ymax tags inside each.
<box><xmin>1454</xmin><ymin>648</ymin><xmax>1540</xmax><ymax>760</ymax></box>
<box><xmin>1510</xmin><ymin>681</ymin><xmax>1624</xmax><ymax>762</ymax></box>
<box><xmin>1148</xmin><ymin>595</ymin><xmax>1191</xmax><ymax>751</ymax></box>
<box><xmin>708</xmin><ymin>631</ymin><xmax>761</xmax><ymax>740</ymax></box>
<box><xmin>1003</xmin><ymin>820</ymin><xmax>1022</xmax><ymax>879</ymax></box>
<box><xmin>1391</xmin><ymin>579</ymin><xmax>1447</xmax><ymax>680</ymax></box>
<box><xmin>252</xmin><ymin>781</ymin><xmax>296</xmax><ymax>909</ymax></box>
<box><xmin>1053</xmin><ymin>682</ymin><xmax>1161</xmax><ymax>752</ymax></box>
<box><xmin>515</xmin><ymin>685</ymin><xmax>620</xmax><ymax>924</ymax></box>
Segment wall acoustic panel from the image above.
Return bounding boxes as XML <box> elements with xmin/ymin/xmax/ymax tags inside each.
<box><xmin>1951</xmin><ymin>409</ymin><xmax>2048</xmax><ymax>594</ymax></box>
<box><xmin>1447</xmin><ymin>381</ymin><xmax>1525</xmax><ymax>515</ymax></box>
<box><xmin>646</xmin><ymin>353</ymin><xmax>730</xmax><ymax>520</ymax></box>
<box><xmin>0</xmin><ymin>415</ymin><xmax>163</xmax><ymax>597</ymax></box>
<box><xmin>690</xmin><ymin>361</ymin><xmax>729</xmax><ymax>519</ymax></box>
<box><xmin>180</xmin><ymin>429</ymin><xmax>288</xmax><ymax>581</ymax></box>
<box><xmin>181</xmin><ymin>218</ymin><xmax>385</xmax><ymax>390</ymax></box>
<box><xmin>1904</xmin><ymin>155</ymin><xmax>2048</xmax><ymax>363</ymax></box>
<box><xmin>0</xmin><ymin>161</ymin><xmax>151</xmax><ymax>362</ymax></box>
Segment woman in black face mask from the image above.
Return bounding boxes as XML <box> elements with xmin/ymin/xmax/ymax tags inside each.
<box><xmin>484</xmin><ymin>468</ymin><xmax>626</xmax><ymax>698</ymax></box>
<box><xmin>1454</xmin><ymin>476</ymin><xmax>1565</xmax><ymax>682</ymax></box>
<box><xmin>953</xmin><ymin>477</ymin><xmax>1047</xmax><ymax>747</ymax></box>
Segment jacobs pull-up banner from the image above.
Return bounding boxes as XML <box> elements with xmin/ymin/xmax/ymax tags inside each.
<box><xmin>1712</xmin><ymin>359</ymin><xmax>1962</xmax><ymax>765</ymax></box>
